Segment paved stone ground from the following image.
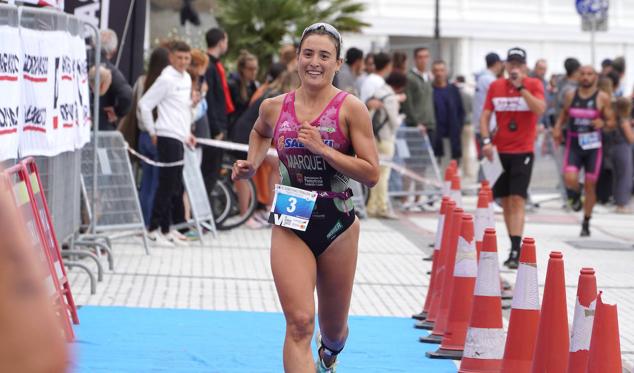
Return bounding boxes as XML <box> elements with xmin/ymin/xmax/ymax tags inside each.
<box><xmin>67</xmin><ymin>193</ymin><xmax>633</xmax><ymax>371</ymax></box>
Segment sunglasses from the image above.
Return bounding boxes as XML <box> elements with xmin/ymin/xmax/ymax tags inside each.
<box><xmin>301</xmin><ymin>22</ymin><xmax>342</xmax><ymax>44</ymax></box>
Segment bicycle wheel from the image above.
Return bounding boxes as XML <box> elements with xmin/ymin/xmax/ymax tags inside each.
<box><xmin>216</xmin><ymin>177</ymin><xmax>258</xmax><ymax>230</ymax></box>
<box><xmin>210</xmin><ymin>180</ymin><xmax>232</xmax><ymax>225</ymax></box>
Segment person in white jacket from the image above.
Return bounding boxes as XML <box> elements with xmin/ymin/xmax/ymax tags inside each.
<box><xmin>366</xmin><ymin>71</ymin><xmax>408</xmax><ymax>218</ymax></box>
<box><xmin>138</xmin><ymin>40</ymin><xmax>196</xmax><ymax>246</ymax></box>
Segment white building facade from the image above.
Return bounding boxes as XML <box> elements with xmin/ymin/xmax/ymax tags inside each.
<box><xmin>344</xmin><ymin>0</ymin><xmax>634</xmax><ymax>91</ymax></box>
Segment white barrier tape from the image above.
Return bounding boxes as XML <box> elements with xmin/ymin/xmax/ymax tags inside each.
<box><xmin>125</xmin><ymin>144</ymin><xmax>185</xmax><ymax>167</ymax></box>
<box><xmin>433</xmin><ymin>215</ymin><xmax>445</xmax><ymax>252</ymax></box>
<box><xmin>195</xmin><ymin>138</ymin><xmax>278</xmax><ymax>157</ymax></box>
<box><xmin>463</xmin><ymin>327</ymin><xmax>506</xmax><ymax>359</ymax></box>
<box><xmin>474</xmin><ymin>251</ymin><xmax>502</xmax><ymax>296</ymax></box>
<box><xmin>380</xmin><ymin>159</ymin><xmax>443</xmax><ymax>188</ymax></box>
<box><xmin>123</xmin><ymin>136</ymin><xmax>442</xmax><ymax>189</ymax></box>
<box><xmin>511</xmin><ymin>263</ymin><xmax>540</xmax><ymax>310</ymax></box>
<box><xmin>454</xmin><ymin>236</ymin><xmax>478</xmax><ymax>277</ymax></box>
<box><xmin>570</xmin><ymin>297</ymin><xmax>596</xmax><ymax>352</ymax></box>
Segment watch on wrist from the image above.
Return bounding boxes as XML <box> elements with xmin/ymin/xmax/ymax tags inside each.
<box><xmin>517</xmin><ymin>85</ymin><xmax>525</xmax><ymax>92</ymax></box>
<box><xmin>482</xmin><ymin>137</ymin><xmax>491</xmax><ymax>146</ymax></box>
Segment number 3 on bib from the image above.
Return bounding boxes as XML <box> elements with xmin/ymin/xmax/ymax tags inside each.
<box><xmin>287</xmin><ymin>197</ymin><xmax>297</xmax><ymax>213</ymax></box>
<box><xmin>269</xmin><ymin>184</ymin><xmax>318</xmax><ymax>231</ymax></box>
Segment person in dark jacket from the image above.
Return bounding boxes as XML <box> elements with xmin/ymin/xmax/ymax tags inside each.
<box><xmin>431</xmin><ymin>60</ymin><xmax>465</xmax><ymax>162</ymax></box>
<box><xmin>202</xmin><ymin>28</ymin><xmax>232</xmax><ymax>195</ymax></box>
<box><xmin>98</xmin><ymin>29</ymin><xmax>132</xmax><ymax>131</ymax></box>
<box><xmin>228</xmin><ymin>50</ymin><xmax>259</xmax><ymax>139</ymax></box>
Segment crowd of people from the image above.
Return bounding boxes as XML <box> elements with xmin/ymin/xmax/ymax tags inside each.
<box><xmin>90</xmin><ymin>25</ymin><xmax>634</xmax><ymax>261</ymax></box>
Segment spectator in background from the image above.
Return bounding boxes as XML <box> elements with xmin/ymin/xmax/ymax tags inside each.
<box><xmin>601</xmin><ymin>58</ymin><xmax>613</xmax><ymax>76</ymax></box>
<box><xmin>357</xmin><ymin>52</ymin><xmax>375</xmax><ymax>90</ymax></box>
<box><xmin>228</xmin><ymin>50</ymin><xmax>261</xmax><ymax>228</ymax></box>
<box><xmin>391</xmin><ymin>51</ymin><xmax>408</xmax><ymax>74</ymax></box>
<box><xmin>138</xmin><ymin>41</ymin><xmax>196</xmax><ymax>246</ymax></box>
<box><xmin>612</xmin><ymin>56</ymin><xmax>626</xmax><ymax>97</ymax></box>
<box><xmin>432</xmin><ymin>60</ymin><xmax>465</xmax><ymax>164</ymax></box>
<box><xmin>98</xmin><ymin>29</ymin><xmax>132</xmax><ymax>131</ymax></box>
<box><xmin>360</xmin><ymin>52</ymin><xmax>392</xmax><ymax>105</ymax></box>
<box><xmin>122</xmin><ymin>47</ymin><xmax>170</xmax><ymax>227</ymax></box>
<box><xmin>473</xmin><ymin>52</ymin><xmax>504</xmax><ymax>155</ymax></box>
<box><xmin>531</xmin><ymin>59</ymin><xmax>549</xmax><ymax>126</ymax></box>
<box><xmin>554</xmin><ymin>57</ymin><xmax>581</xmax><ymax>123</ymax></box>
<box><xmin>366</xmin><ymin>71</ymin><xmax>408</xmax><ymax>219</ymax></box>
<box><xmin>611</xmin><ymin>97</ymin><xmax>634</xmax><ymax>212</ymax></box>
<box><xmin>228</xmin><ymin>50</ymin><xmax>259</xmax><ymax>130</ymax></box>
<box><xmin>203</xmin><ymin>28</ymin><xmax>232</xmax><ymax>197</ymax></box>
<box><xmin>403</xmin><ymin>47</ymin><xmax>436</xmax><ymax>135</ymax></box>
<box><xmin>364</xmin><ymin>53</ymin><xmax>376</xmax><ymax>74</ymax></box>
<box><xmin>411</xmin><ymin>47</ymin><xmax>432</xmax><ymax>82</ymax></box>
<box><xmin>455</xmin><ymin>75</ymin><xmax>476</xmax><ymax>178</ymax></box>
<box><xmin>189</xmin><ymin>49</ymin><xmax>211</xmax><ymax>142</ymax></box>
<box><xmin>334</xmin><ymin>47</ymin><xmax>364</xmax><ymax>96</ymax></box>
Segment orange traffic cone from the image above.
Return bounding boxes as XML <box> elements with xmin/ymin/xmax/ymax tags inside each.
<box><xmin>531</xmin><ymin>251</ymin><xmax>569</xmax><ymax>372</ymax></box>
<box><xmin>413</xmin><ymin>196</ymin><xmax>451</xmax><ymax>321</ymax></box>
<box><xmin>501</xmin><ymin>238</ymin><xmax>540</xmax><ymax>373</ymax></box>
<box><xmin>586</xmin><ymin>292</ymin><xmax>622</xmax><ymax>373</ymax></box>
<box><xmin>421</xmin><ymin>207</ymin><xmax>464</xmax><ymax>343</ymax></box>
<box><xmin>459</xmin><ymin>228</ymin><xmax>505</xmax><ymax>372</ymax></box>
<box><xmin>566</xmin><ymin>268</ymin><xmax>597</xmax><ymax>373</ymax></box>
<box><xmin>442</xmin><ymin>163</ymin><xmax>456</xmax><ymax>197</ymax></box>
<box><xmin>450</xmin><ymin>174</ymin><xmax>463</xmax><ymax>208</ymax></box>
<box><xmin>427</xmin><ymin>214</ymin><xmax>478</xmax><ymax>359</ymax></box>
<box><xmin>474</xmin><ymin>188</ymin><xmax>491</xmax><ymax>260</ymax></box>
<box><xmin>416</xmin><ymin>200</ymin><xmax>457</xmax><ymax>331</ymax></box>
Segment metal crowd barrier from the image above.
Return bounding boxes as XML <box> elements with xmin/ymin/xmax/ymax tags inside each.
<box><xmin>388</xmin><ymin>127</ymin><xmax>443</xmax><ymax>208</ymax></box>
<box><xmin>180</xmin><ymin>147</ymin><xmax>217</xmax><ymax>245</ymax></box>
<box><xmin>81</xmin><ymin>131</ymin><xmax>150</xmax><ymax>254</ymax></box>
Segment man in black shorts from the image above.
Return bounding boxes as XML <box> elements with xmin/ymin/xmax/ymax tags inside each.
<box><xmin>480</xmin><ymin>47</ymin><xmax>546</xmax><ymax>269</ymax></box>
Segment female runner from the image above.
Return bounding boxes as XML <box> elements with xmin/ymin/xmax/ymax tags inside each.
<box><xmin>232</xmin><ymin>23</ymin><xmax>379</xmax><ymax>372</ymax></box>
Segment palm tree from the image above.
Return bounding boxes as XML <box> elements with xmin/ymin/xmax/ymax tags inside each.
<box><xmin>216</xmin><ymin>0</ymin><xmax>369</xmax><ymax>78</ymax></box>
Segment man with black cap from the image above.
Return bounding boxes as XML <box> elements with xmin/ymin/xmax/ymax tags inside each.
<box><xmin>480</xmin><ymin>47</ymin><xmax>546</xmax><ymax>269</ymax></box>
<box><xmin>473</xmin><ymin>52</ymin><xmax>504</xmax><ymax>156</ymax></box>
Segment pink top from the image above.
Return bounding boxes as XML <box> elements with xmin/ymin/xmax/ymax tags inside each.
<box><xmin>273</xmin><ymin>90</ymin><xmax>351</xmax><ymax>194</ymax></box>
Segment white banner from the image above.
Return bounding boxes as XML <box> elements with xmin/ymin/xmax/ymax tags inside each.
<box><xmin>17</xmin><ymin>28</ymin><xmax>91</xmax><ymax>158</ymax></box>
<box><xmin>19</xmin><ymin>27</ymin><xmax>56</xmax><ymax>157</ymax></box>
<box><xmin>0</xmin><ymin>25</ymin><xmax>21</xmax><ymax>161</ymax></box>
<box><xmin>50</xmin><ymin>30</ymin><xmax>77</xmax><ymax>153</ymax></box>
<box><xmin>72</xmin><ymin>34</ymin><xmax>91</xmax><ymax>147</ymax></box>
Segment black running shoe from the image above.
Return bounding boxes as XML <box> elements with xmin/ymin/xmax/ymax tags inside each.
<box><xmin>569</xmin><ymin>197</ymin><xmax>583</xmax><ymax>212</ymax></box>
<box><xmin>503</xmin><ymin>250</ymin><xmax>519</xmax><ymax>269</ymax></box>
<box><xmin>580</xmin><ymin>222</ymin><xmax>590</xmax><ymax>237</ymax></box>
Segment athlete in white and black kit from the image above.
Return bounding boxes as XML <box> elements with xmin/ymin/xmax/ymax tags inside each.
<box><xmin>553</xmin><ymin>65</ymin><xmax>615</xmax><ymax>236</ymax></box>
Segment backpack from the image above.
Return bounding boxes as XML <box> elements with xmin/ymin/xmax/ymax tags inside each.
<box><xmin>371</xmin><ymin>93</ymin><xmax>393</xmax><ymax>138</ymax></box>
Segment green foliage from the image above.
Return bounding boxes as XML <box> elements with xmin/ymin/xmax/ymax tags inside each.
<box><xmin>216</xmin><ymin>0</ymin><xmax>369</xmax><ymax>77</ymax></box>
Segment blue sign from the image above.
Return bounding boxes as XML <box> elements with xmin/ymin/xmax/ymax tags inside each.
<box><xmin>576</xmin><ymin>0</ymin><xmax>609</xmax><ymax>16</ymax></box>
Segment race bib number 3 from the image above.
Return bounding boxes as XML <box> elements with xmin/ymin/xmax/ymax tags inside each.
<box><xmin>578</xmin><ymin>132</ymin><xmax>601</xmax><ymax>150</ymax></box>
<box><xmin>269</xmin><ymin>184</ymin><xmax>317</xmax><ymax>231</ymax></box>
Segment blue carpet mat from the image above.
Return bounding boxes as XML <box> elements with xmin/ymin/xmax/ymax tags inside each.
<box><xmin>72</xmin><ymin>306</ymin><xmax>456</xmax><ymax>372</ymax></box>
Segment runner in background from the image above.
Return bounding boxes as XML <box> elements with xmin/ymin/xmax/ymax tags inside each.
<box><xmin>480</xmin><ymin>47</ymin><xmax>546</xmax><ymax>269</ymax></box>
<box><xmin>232</xmin><ymin>23</ymin><xmax>379</xmax><ymax>372</ymax></box>
<box><xmin>553</xmin><ymin>65</ymin><xmax>615</xmax><ymax>236</ymax></box>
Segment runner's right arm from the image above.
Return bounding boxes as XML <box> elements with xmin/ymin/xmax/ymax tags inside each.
<box><xmin>552</xmin><ymin>90</ymin><xmax>574</xmax><ymax>143</ymax></box>
<box><xmin>232</xmin><ymin>97</ymin><xmax>277</xmax><ymax>180</ymax></box>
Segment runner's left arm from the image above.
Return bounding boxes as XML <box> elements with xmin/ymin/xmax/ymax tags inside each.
<box><xmin>301</xmin><ymin>96</ymin><xmax>380</xmax><ymax>187</ymax></box>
